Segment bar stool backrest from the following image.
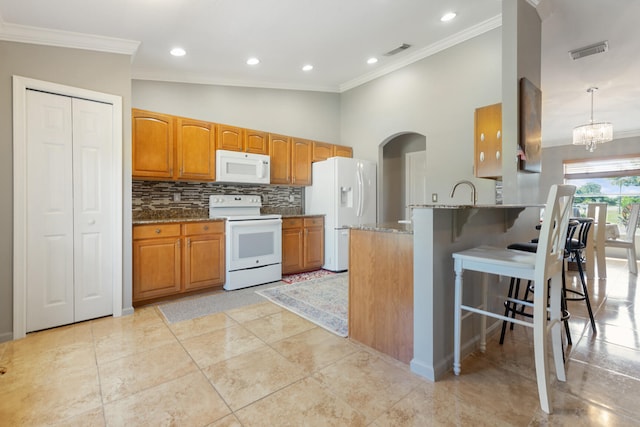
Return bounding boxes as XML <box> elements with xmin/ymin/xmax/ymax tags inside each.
<box><xmin>536</xmin><ymin>185</ymin><xmax>577</xmax><ymax>284</ymax></box>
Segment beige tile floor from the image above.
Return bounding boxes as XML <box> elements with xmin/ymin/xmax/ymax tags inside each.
<box><xmin>1</xmin><ymin>259</ymin><xmax>639</xmax><ymax>426</ymax></box>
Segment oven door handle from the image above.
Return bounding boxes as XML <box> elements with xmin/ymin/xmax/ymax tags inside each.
<box><xmin>227</xmin><ymin>218</ymin><xmax>282</xmax><ymax>228</ymax></box>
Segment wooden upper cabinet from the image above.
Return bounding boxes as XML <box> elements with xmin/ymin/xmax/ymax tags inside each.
<box><xmin>291</xmin><ymin>138</ymin><xmax>312</xmax><ymax>186</ymax></box>
<box><xmin>474</xmin><ymin>103</ymin><xmax>502</xmax><ymax>179</ymax></box>
<box><xmin>176</xmin><ymin>118</ymin><xmax>216</xmax><ymax>181</ymax></box>
<box><xmin>333</xmin><ymin>145</ymin><xmax>353</xmax><ymax>158</ymax></box>
<box><xmin>312</xmin><ymin>141</ymin><xmax>334</xmax><ymax>162</ymax></box>
<box><xmin>313</xmin><ymin>141</ymin><xmax>353</xmax><ymax>162</ymax></box>
<box><xmin>216</xmin><ymin>124</ymin><xmax>243</xmax><ymax>152</ymax></box>
<box><xmin>132</xmin><ymin>109</ymin><xmax>174</xmax><ymax>179</ymax></box>
<box><xmin>244</xmin><ymin>129</ymin><xmax>269</xmax><ymax>155</ymax></box>
<box><xmin>269</xmin><ymin>133</ymin><xmax>291</xmax><ymax>184</ymax></box>
<box><xmin>217</xmin><ymin>125</ymin><xmax>269</xmax><ymax>155</ymax></box>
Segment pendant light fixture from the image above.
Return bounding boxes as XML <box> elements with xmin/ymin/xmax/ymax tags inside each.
<box><xmin>572</xmin><ymin>87</ymin><xmax>613</xmax><ymax>152</ymax></box>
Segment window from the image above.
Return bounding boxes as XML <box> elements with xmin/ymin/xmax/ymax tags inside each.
<box><xmin>564</xmin><ymin>155</ymin><xmax>640</xmax><ymax>228</ymax></box>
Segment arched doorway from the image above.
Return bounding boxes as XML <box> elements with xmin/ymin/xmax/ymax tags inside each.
<box><xmin>378</xmin><ymin>132</ymin><xmax>426</xmax><ymax>222</ymax></box>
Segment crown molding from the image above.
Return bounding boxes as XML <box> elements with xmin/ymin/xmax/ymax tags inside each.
<box><xmin>131</xmin><ymin>71</ymin><xmax>341</xmax><ymax>94</ymax></box>
<box><xmin>339</xmin><ymin>14</ymin><xmax>502</xmax><ymax>93</ymax></box>
<box><xmin>0</xmin><ymin>17</ymin><xmax>140</xmax><ymax>56</ymax></box>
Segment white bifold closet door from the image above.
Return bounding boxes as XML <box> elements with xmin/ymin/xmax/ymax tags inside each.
<box><xmin>26</xmin><ymin>89</ymin><xmax>113</xmax><ymax>332</ymax></box>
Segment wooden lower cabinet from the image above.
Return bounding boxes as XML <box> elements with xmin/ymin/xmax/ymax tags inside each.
<box><xmin>349</xmin><ymin>228</ymin><xmax>413</xmax><ymax>364</ymax></box>
<box><xmin>183</xmin><ymin>222</ymin><xmax>225</xmax><ymax>291</ymax></box>
<box><xmin>282</xmin><ymin>216</ymin><xmax>324</xmax><ymax>274</ymax></box>
<box><xmin>133</xmin><ymin>221</ymin><xmax>225</xmax><ymax>304</ymax></box>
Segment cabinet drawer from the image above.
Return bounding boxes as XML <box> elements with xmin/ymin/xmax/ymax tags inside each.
<box><xmin>282</xmin><ymin>218</ymin><xmax>303</xmax><ymax>229</ymax></box>
<box><xmin>304</xmin><ymin>217</ymin><xmax>324</xmax><ymax>228</ymax></box>
<box><xmin>183</xmin><ymin>221</ymin><xmax>224</xmax><ymax>236</ymax></box>
<box><xmin>134</xmin><ymin>224</ymin><xmax>181</xmax><ymax>240</ymax></box>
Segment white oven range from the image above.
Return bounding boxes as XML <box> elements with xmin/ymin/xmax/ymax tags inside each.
<box><xmin>209</xmin><ymin>195</ymin><xmax>282</xmax><ymax>290</ymax></box>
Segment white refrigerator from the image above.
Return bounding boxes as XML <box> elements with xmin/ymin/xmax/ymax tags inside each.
<box><xmin>305</xmin><ymin>157</ymin><xmax>377</xmax><ymax>271</ymax></box>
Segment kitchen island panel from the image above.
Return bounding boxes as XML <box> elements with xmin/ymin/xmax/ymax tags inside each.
<box><xmin>349</xmin><ymin>228</ymin><xmax>413</xmax><ymax>364</ymax></box>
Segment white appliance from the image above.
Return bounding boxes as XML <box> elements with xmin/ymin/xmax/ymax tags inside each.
<box><xmin>216</xmin><ymin>150</ymin><xmax>270</xmax><ymax>184</ymax></box>
<box><xmin>305</xmin><ymin>157</ymin><xmax>377</xmax><ymax>271</ymax></box>
<box><xmin>209</xmin><ymin>195</ymin><xmax>282</xmax><ymax>290</ymax></box>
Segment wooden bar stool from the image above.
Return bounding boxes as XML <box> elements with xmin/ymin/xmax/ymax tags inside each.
<box><xmin>452</xmin><ymin>184</ymin><xmax>576</xmax><ymax>414</ymax></box>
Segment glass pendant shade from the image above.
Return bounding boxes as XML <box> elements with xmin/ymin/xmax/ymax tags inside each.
<box><xmin>572</xmin><ymin>87</ymin><xmax>613</xmax><ymax>152</ymax></box>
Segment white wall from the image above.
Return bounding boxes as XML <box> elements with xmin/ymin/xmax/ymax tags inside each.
<box><xmin>340</xmin><ymin>29</ymin><xmax>503</xmax><ymax>207</ymax></box>
<box><xmin>132</xmin><ymin>80</ymin><xmax>341</xmax><ymax>144</ymax></box>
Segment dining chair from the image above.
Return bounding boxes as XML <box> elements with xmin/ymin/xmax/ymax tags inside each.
<box><xmin>586</xmin><ymin>203</ymin><xmax>607</xmax><ymax>278</ymax></box>
<box><xmin>604</xmin><ymin>203</ymin><xmax>640</xmax><ymax>274</ymax></box>
<box><xmin>452</xmin><ymin>184</ymin><xmax>576</xmax><ymax>414</ymax></box>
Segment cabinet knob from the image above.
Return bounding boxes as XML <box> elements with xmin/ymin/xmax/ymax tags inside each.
<box><xmin>155</xmin><ymin>228</ymin><xmax>161</xmax><ymax>234</ymax></box>
<box><xmin>204</xmin><ymin>225</ymin><xmax>209</xmax><ymax>231</ymax></box>
<box><xmin>496</xmin><ymin>130</ymin><xmax>501</xmax><ymax>139</ymax></box>
<box><xmin>495</xmin><ymin>151</ymin><xmax>501</xmax><ymax>160</ymax></box>
<box><xmin>479</xmin><ymin>152</ymin><xmax>485</xmax><ymax>162</ymax></box>
<box><xmin>480</xmin><ymin>133</ymin><xmax>485</xmax><ymax>142</ymax></box>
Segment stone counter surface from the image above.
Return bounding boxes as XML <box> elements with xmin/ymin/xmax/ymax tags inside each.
<box><xmin>348</xmin><ymin>222</ymin><xmax>413</xmax><ymax>234</ymax></box>
<box><xmin>133</xmin><ymin>212</ymin><xmax>322</xmax><ymax>225</ymax></box>
<box><xmin>410</xmin><ymin>203</ymin><xmax>544</xmax><ymax>209</ymax></box>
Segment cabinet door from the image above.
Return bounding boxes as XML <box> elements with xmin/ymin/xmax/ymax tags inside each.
<box><xmin>217</xmin><ymin>124</ymin><xmax>243</xmax><ymax>151</ymax></box>
<box><xmin>333</xmin><ymin>145</ymin><xmax>353</xmax><ymax>158</ymax></box>
<box><xmin>474</xmin><ymin>103</ymin><xmax>502</xmax><ymax>179</ymax></box>
<box><xmin>132</xmin><ymin>109</ymin><xmax>174</xmax><ymax>179</ymax></box>
<box><xmin>183</xmin><ymin>234</ymin><xmax>225</xmax><ymax>291</ymax></box>
<box><xmin>282</xmin><ymin>226</ymin><xmax>304</xmax><ymax>274</ymax></box>
<box><xmin>291</xmin><ymin>138</ymin><xmax>312</xmax><ymax>186</ymax></box>
<box><xmin>244</xmin><ymin>129</ymin><xmax>269</xmax><ymax>155</ymax></box>
<box><xmin>312</xmin><ymin>141</ymin><xmax>333</xmax><ymax>162</ymax></box>
<box><xmin>133</xmin><ymin>237</ymin><xmax>181</xmax><ymax>302</ymax></box>
<box><xmin>269</xmin><ymin>133</ymin><xmax>291</xmax><ymax>184</ymax></box>
<box><xmin>176</xmin><ymin>118</ymin><xmax>216</xmax><ymax>180</ymax></box>
<box><xmin>304</xmin><ymin>225</ymin><xmax>324</xmax><ymax>270</ymax></box>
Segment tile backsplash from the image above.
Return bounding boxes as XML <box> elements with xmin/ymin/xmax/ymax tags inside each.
<box><xmin>132</xmin><ymin>180</ymin><xmax>304</xmax><ymax>220</ymax></box>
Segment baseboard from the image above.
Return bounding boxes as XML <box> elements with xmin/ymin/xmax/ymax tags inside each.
<box><xmin>0</xmin><ymin>331</ymin><xmax>14</xmax><ymax>343</ymax></box>
<box><xmin>121</xmin><ymin>306</ymin><xmax>134</xmax><ymax>316</ymax></box>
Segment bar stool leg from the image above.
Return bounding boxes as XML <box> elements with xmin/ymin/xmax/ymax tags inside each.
<box><xmin>575</xmin><ymin>254</ymin><xmax>597</xmax><ymax>334</ymax></box>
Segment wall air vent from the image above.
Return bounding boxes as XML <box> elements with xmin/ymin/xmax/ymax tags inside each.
<box><xmin>384</xmin><ymin>43</ymin><xmax>411</xmax><ymax>56</ymax></box>
<box><xmin>569</xmin><ymin>41</ymin><xmax>608</xmax><ymax>60</ymax></box>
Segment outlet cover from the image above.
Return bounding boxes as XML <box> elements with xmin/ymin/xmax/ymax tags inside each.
<box><xmin>432</xmin><ymin>193</ymin><xmax>438</xmax><ymax>203</ymax></box>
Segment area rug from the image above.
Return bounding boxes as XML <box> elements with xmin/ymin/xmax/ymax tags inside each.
<box><xmin>256</xmin><ymin>273</ymin><xmax>348</xmax><ymax>337</ymax></box>
<box><xmin>281</xmin><ymin>269</ymin><xmax>335</xmax><ymax>284</ymax></box>
<box><xmin>158</xmin><ymin>280</ymin><xmax>281</xmax><ymax>324</ymax></box>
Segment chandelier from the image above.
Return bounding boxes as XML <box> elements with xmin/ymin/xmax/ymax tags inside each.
<box><xmin>572</xmin><ymin>87</ymin><xmax>613</xmax><ymax>152</ymax></box>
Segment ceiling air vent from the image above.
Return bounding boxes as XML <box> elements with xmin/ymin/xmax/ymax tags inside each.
<box><xmin>384</xmin><ymin>43</ymin><xmax>411</xmax><ymax>56</ymax></box>
<box><xmin>569</xmin><ymin>41</ymin><xmax>608</xmax><ymax>60</ymax></box>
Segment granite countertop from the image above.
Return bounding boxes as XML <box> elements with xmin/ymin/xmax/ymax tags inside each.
<box><xmin>282</xmin><ymin>213</ymin><xmax>325</xmax><ymax>218</ymax></box>
<box><xmin>410</xmin><ymin>203</ymin><xmax>544</xmax><ymax>209</ymax></box>
<box><xmin>349</xmin><ymin>222</ymin><xmax>413</xmax><ymax>234</ymax></box>
<box><xmin>132</xmin><ymin>211</ymin><xmax>323</xmax><ymax>225</ymax></box>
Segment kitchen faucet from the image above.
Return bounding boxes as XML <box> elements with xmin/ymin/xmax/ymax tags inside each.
<box><xmin>450</xmin><ymin>180</ymin><xmax>477</xmax><ymax>205</ymax></box>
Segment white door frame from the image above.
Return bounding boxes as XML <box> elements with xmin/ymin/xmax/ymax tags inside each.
<box><xmin>13</xmin><ymin>75</ymin><xmax>123</xmax><ymax>339</ymax></box>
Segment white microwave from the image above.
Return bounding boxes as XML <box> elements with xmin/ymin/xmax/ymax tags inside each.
<box><xmin>216</xmin><ymin>150</ymin><xmax>270</xmax><ymax>184</ymax></box>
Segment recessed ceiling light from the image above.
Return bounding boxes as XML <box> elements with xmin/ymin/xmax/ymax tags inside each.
<box><xmin>441</xmin><ymin>12</ymin><xmax>456</xmax><ymax>22</ymax></box>
<box><xmin>170</xmin><ymin>47</ymin><xmax>186</xmax><ymax>57</ymax></box>
<box><xmin>367</xmin><ymin>57</ymin><xmax>378</xmax><ymax>65</ymax></box>
<box><xmin>246</xmin><ymin>57</ymin><xmax>260</xmax><ymax>65</ymax></box>
<box><xmin>302</xmin><ymin>64</ymin><xmax>313</xmax><ymax>72</ymax></box>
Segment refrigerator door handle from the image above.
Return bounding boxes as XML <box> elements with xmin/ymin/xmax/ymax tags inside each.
<box><xmin>356</xmin><ymin>163</ymin><xmax>364</xmax><ymax>217</ymax></box>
